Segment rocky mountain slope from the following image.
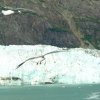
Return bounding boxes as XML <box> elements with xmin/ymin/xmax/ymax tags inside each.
<box><xmin>0</xmin><ymin>0</ymin><xmax>100</xmax><ymax>49</ymax></box>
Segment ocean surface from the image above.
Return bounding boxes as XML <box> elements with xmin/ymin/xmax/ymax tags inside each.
<box><xmin>0</xmin><ymin>84</ymin><xmax>100</xmax><ymax>100</ymax></box>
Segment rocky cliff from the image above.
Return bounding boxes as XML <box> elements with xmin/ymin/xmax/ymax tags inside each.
<box><xmin>0</xmin><ymin>0</ymin><xmax>100</xmax><ymax>49</ymax></box>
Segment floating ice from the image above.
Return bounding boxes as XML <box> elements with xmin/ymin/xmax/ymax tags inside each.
<box><xmin>84</xmin><ymin>92</ymin><xmax>100</xmax><ymax>99</ymax></box>
<box><xmin>0</xmin><ymin>45</ymin><xmax>100</xmax><ymax>85</ymax></box>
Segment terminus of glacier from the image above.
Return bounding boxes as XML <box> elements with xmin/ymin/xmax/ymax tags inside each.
<box><xmin>0</xmin><ymin>45</ymin><xmax>100</xmax><ymax>85</ymax></box>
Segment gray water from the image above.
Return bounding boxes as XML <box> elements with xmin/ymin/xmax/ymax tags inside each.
<box><xmin>0</xmin><ymin>84</ymin><xmax>100</xmax><ymax>100</ymax></box>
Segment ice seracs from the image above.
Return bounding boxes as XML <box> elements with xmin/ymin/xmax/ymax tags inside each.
<box><xmin>0</xmin><ymin>45</ymin><xmax>100</xmax><ymax>85</ymax></box>
<box><xmin>2</xmin><ymin>10</ymin><xmax>14</xmax><ymax>15</ymax></box>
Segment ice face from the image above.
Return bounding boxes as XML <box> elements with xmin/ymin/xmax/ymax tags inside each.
<box><xmin>0</xmin><ymin>45</ymin><xmax>100</xmax><ymax>85</ymax></box>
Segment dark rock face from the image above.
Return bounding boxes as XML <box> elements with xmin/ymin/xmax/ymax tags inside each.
<box><xmin>0</xmin><ymin>0</ymin><xmax>100</xmax><ymax>49</ymax></box>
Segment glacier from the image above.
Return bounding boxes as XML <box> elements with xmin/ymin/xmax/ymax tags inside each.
<box><xmin>0</xmin><ymin>45</ymin><xmax>100</xmax><ymax>86</ymax></box>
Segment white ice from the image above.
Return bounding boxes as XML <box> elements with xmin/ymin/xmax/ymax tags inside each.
<box><xmin>1</xmin><ymin>10</ymin><xmax>14</xmax><ymax>15</ymax></box>
<box><xmin>84</xmin><ymin>92</ymin><xmax>100</xmax><ymax>99</ymax></box>
<box><xmin>0</xmin><ymin>45</ymin><xmax>100</xmax><ymax>85</ymax></box>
